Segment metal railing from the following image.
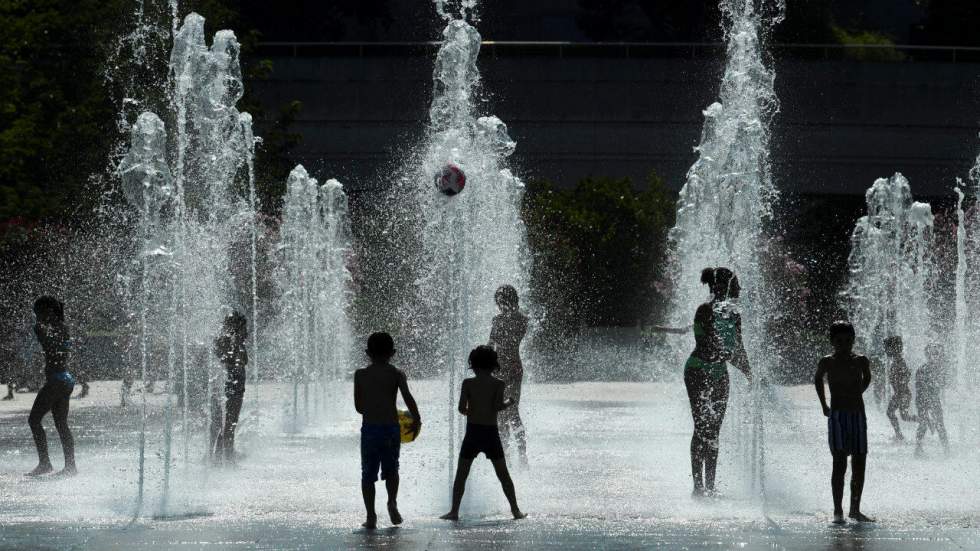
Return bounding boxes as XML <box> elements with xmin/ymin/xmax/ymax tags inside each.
<box><xmin>253</xmin><ymin>41</ymin><xmax>980</xmax><ymax>63</ymax></box>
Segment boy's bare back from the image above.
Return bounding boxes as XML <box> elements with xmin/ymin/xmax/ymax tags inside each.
<box><xmin>460</xmin><ymin>374</ymin><xmax>506</xmax><ymax>426</ymax></box>
<box><xmin>354</xmin><ymin>363</ymin><xmax>405</xmax><ymax>425</ymax></box>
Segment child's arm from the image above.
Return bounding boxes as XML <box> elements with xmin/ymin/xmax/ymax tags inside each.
<box><xmin>495</xmin><ymin>381</ymin><xmax>512</xmax><ymax>411</ymax></box>
<box><xmin>649</xmin><ymin>325</ymin><xmax>691</xmax><ymax>335</ymax></box>
<box><xmin>731</xmin><ymin>313</ymin><xmax>752</xmax><ymax>380</ymax></box>
<box><xmin>353</xmin><ymin>370</ymin><xmax>364</xmax><ymax>414</ymax></box>
<box><xmin>814</xmin><ymin>357</ymin><xmax>830</xmax><ymax>416</ymax></box>
<box><xmin>397</xmin><ymin>372</ymin><xmax>422</xmax><ymax>435</ymax></box>
<box><xmin>457</xmin><ymin>380</ymin><xmax>469</xmax><ymax>416</ymax></box>
<box><xmin>859</xmin><ymin>356</ymin><xmax>872</xmax><ymax>392</ymax></box>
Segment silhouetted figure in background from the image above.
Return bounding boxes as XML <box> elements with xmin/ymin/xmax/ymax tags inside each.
<box><xmin>354</xmin><ymin>332</ymin><xmax>421</xmax><ymax>529</ymax></box>
<box><xmin>884</xmin><ymin>335</ymin><xmax>915</xmax><ymax>441</ymax></box>
<box><xmin>489</xmin><ymin>284</ymin><xmax>529</xmax><ymax>466</ymax></box>
<box><xmin>441</xmin><ymin>345</ymin><xmax>525</xmax><ymax>521</ymax></box>
<box><xmin>26</xmin><ymin>296</ymin><xmax>77</xmax><ymax>477</ymax></box>
<box><xmin>814</xmin><ymin>321</ymin><xmax>874</xmax><ymax>524</ymax></box>
<box><xmin>915</xmin><ymin>343</ymin><xmax>949</xmax><ymax>457</ymax></box>
<box><xmin>211</xmin><ymin>311</ymin><xmax>248</xmax><ymax>464</ymax></box>
<box><xmin>1</xmin><ymin>348</ymin><xmax>14</xmax><ymax>400</ymax></box>
<box><xmin>676</xmin><ymin>267</ymin><xmax>751</xmax><ymax>497</ymax></box>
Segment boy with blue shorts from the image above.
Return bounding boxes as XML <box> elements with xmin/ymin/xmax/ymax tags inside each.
<box><xmin>354</xmin><ymin>332</ymin><xmax>421</xmax><ymax>529</ymax></box>
<box><xmin>814</xmin><ymin>321</ymin><xmax>874</xmax><ymax>524</ymax></box>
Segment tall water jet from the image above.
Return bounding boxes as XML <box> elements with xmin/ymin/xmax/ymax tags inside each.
<box><xmin>843</xmin><ymin>173</ymin><xmax>936</xmax><ymax>400</ymax></box>
<box><xmin>406</xmin><ymin>0</ymin><xmax>530</xmax><ymax>487</ymax></box>
<box><xmin>274</xmin><ymin>165</ymin><xmax>354</xmax><ymax>431</ymax></box>
<box><xmin>119</xmin><ymin>112</ymin><xmax>174</xmax><ymax>517</ymax></box>
<box><xmin>665</xmin><ymin>0</ymin><xmax>784</xmax><ymax>497</ymax></box>
<box><xmin>117</xmin><ymin>11</ymin><xmax>258</xmax><ymax>519</ymax></box>
<box><xmin>952</xmin><ymin>142</ymin><xmax>980</xmax><ymax>442</ymax></box>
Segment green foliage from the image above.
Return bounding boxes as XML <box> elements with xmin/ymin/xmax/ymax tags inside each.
<box><xmin>0</xmin><ymin>0</ymin><xmax>303</xmax><ymax>241</ymax></box>
<box><xmin>832</xmin><ymin>25</ymin><xmax>905</xmax><ymax>61</ymax></box>
<box><xmin>0</xmin><ymin>0</ymin><xmax>130</xmax><ymax>224</ymax></box>
<box><xmin>523</xmin><ymin>173</ymin><xmax>675</xmax><ymax>337</ymax></box>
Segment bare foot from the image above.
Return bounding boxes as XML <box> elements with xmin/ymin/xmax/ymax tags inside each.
<box><xmin>832</xmin><ymin>512</ymin><xmax>845</xmax><ymax>525</ymax></box>
<box><xmin>439</xmin><ymin>512</ymin><xmax>459</xmax><ymax>521</ymax></box>
<box><xmin>849</xmin><ymin>511</ymin><xmax>875</xmax><ymax>523</ymax></box>
<box><xmin>387</xmin><ymin>501</ymin><xmax>402</xmax><ymax>525</ymax></box>
<box><xmin>55</xmin><ymin>465</ymin><xmax>78</xmax><ymax>478</ymax></box>
<box><xmin>25</xmin><ymin>463</ymin><xmax>54</xmax><ymax>477</ymax></box>
<box><xmin>362</xmin><ymin>515</ymin><xmax>377</xmax><ymax>529</ymax></box>
<box><xmin>512</xmin><ymin>510</ymin><xmax>527</xmax><ymax>520</ymax></box>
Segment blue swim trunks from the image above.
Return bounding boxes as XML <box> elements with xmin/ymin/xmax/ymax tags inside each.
<box><xmin>361</xmin><ymin>423</ymin><xmax>400</xmax><ymax>483</ymax></box>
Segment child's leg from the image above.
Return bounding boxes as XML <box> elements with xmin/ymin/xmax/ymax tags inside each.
<box><xmin>934</xmin><ymin>407</ymin><xmax>949</xmax><ymax>451</ymax></box>
<box><xmin>360</xmin><ymin>429</ymin><xmax>382</xmax><ymax>528</ymax></box>
<box><xmin>886</xmin><ymin>397</ymin><xmax>902</xmax><ymax>438</ymax></box>
<box><xmin>849</xmin><ymin>454</ymin><xmax>866</xmax><ymax>514</ymax></box>
<box><xmin>28</xmin><ymin>384</ymin><xmax>57</xmax><ymax>471</ymax></box>
<box><xmin>831</xmin><ymin>453</ymin><xmax>847</xmax><ymax>515</ymax></box>
<box><xmin>51</xmin><ymin>389</ymin><xmax>75</xmax><ymax>472</ymax></box>
<box><xmin>361</xmin><ymin>481</ymin><xmax>377</xmax><ymax>528</ymax></box>
<box><xmin>684</xmin><ymin>368</ymin><xmax>706</xmax><ymax>492</ymax></box>
<box><xmin>222</xmin><ymin>393</ymin><xmax>243</xmax><ymax>460</ymax></box>
<box><xmin>703</xmin><ymin>375</ymin><xmax>729</xmax><ymax>493</ymax></box>
<box><xmin>441</xmin><ymin>456</ymin><xmax>474</xmax><ymax>519</ymax></box>
<box><xmin>915</xmin><ymin>415</ymin><xmax>928</xmax><ymax>448</ymax></box>
<box><xmin>209</xmin><ymin>394</ymin><xmax>223</xmax><ymax>458</ymax></box>
<box><xmin>490</xmin><ymin>458</ymin><xmax>525</xmax><ymax>518</ymax></box>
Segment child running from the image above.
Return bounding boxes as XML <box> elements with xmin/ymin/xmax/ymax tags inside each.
<box><xmin>914</xmin><ymin>343</ymin><xmax>949</xmax><ymax>457</ymax></box>
<box><xmin>441</xmin><ymin>345</ymin><xmax>526</xmax><ymax>521</ymax></box>
<box><xmin>26</xmin><ymin>296</ymin><xmax>77</xmax><ymax>477</ymax></box>
<box><xmin>354</xmin><ymin>332</ymin><xmax>421</xmax><ymax>530</ymax></box>
<box><xmin>884</xmin><ymin>335</ymin><xmax>915</xmax><ymax>441</ymax></box>
<box><xmin>814</xmin><ymin>321</ymin><xmax>874</xmax><ymax>524</ymax></box>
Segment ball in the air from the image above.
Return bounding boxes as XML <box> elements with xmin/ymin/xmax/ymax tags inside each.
<box><xmin>435</xmin><ymin>163</ymin><xmax>466</xmax><ymax>196</ymax></box>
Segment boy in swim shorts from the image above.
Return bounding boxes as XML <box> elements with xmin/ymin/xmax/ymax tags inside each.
<box><xmin>814</xmin><ymin>321</ymin><xmax>874</xmax><ymax>524</ymax></box>
<box><xmin>354</xmin><ymin>332</ymin><xmax>421</xmax><ymax>529</ymax></box>
<box><xmin>440</xmin><ymin>345</ymin><xmax>526</xmax><ymax>521</ymax></box>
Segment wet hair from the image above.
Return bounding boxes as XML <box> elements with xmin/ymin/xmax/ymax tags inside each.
<box><xmin>495</xmin><ymin>285</ymin><xmax>519</xmax><ymax>309</ymax></box>
<box><xmin>224</xmin><ymin>310</ymin><xmax>248</xmax><ymax>336</ymax></box>
<box><xmin>700</xmin><ymin>267</ymin><xmax>740</xmax><ymax>299</ymax></box>
<box><xmin>33</xmin><ymin>296</ymin><xmax>64</xmax><ymax>323</ymax></box>
<box><xmin>366</xmin><ymin>332</ymin><xmax>395</xmax><ymax>359</ymax></box>
<box><xmin>468</xmin><ymin>345</ymin><xmax>499</xmax><ymax>371</ymax></box>
<box><xmin>884</xmin><ymin>335</ymin><xmax>903</xmax><ymax>351</ymax></box>
<box><xmin>828</xmin><ymin>320</ymin><xmax>855</xmax><ymax>339</ymax></box>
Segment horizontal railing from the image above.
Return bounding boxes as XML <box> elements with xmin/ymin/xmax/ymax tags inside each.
<box><xmin>253</xmin><ymin>41</ymin><xmax>980</xmax><ymax>63</ymax></box>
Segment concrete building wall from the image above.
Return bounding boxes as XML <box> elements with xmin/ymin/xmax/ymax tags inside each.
<box><xmin>248</xmin><ymin>47</ymin><xmax>980</xmax><ymax>196</ymax></box>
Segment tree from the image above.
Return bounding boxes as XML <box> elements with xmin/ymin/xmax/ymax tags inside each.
<box><xmin>523</xmin><ymin>173</ymin><xmax>676</xmax><ymax>342</ymax></box>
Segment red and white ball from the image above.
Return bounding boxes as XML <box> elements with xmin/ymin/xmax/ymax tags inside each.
<box><xmin>435</xmin><ymin>163</ymin><xmax>466</xmax><ymax>196</ymax></box>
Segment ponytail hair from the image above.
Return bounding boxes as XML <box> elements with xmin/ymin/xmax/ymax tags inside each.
<box><xmin>700</xmin><ymin>268</ymin><xmax>716</xmax><ymax>286</ymax></box>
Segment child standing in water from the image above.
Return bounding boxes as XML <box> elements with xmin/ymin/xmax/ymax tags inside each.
<box><xmin>915</xmin><ymin>343</ymin><xmax>949</xmax><ymax>457</ymax></box>
<box><xmin>489</xmin><ymin>285</ymin><xmax>529</xmax><ymax>466</ymax></box>
<box><xmin>26</xmin><ymin>296</ymin><xmax>77</xmax><ymax>477</ymax></box>
<box><xmin>884</xmin><ymin>336</ymin><xmax>915</xmax><ymax>441</ymax></box>
<box><xmin>211</xmin><ymin>311</ymin><xmax>248</xmax><ymax>463</ymax></box>
<box><xmin>814</xmin><ymin>321</ymin><xmax>874</xmax><ymax>524</ymax></box>
<box><xmin>354</xmin><ymin>332</ymin><xmax>421</xmax><ymax>529</ymax></box>
<box><xmin>441</xmin><ymin>345</ymin><xmax>526</xmax><ymax>521</ymax></box>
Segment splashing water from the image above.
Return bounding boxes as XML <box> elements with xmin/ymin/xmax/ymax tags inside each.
<box><xmin>666</xmin><ymin>0</ymin><xmax>784</xmax><ymax>497</ymax></box>
<box><xmin>843</xmin><ymin>173</ymin><xmax>936</xmax><ymax>383</ymax></box>
<box><xmin>403</xmin><ymin>5</ymin><xmax>529</xmax><ymax>489</ymax></box>
<box><xmin>274</xmin><ymin>166</ymin><xmax>354</xmax><ymax>431</ymax></box>
<box><xmin>118</xmin><ymin>12</ymin><xmax>258</xmax><ymax>518</ymax></box>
